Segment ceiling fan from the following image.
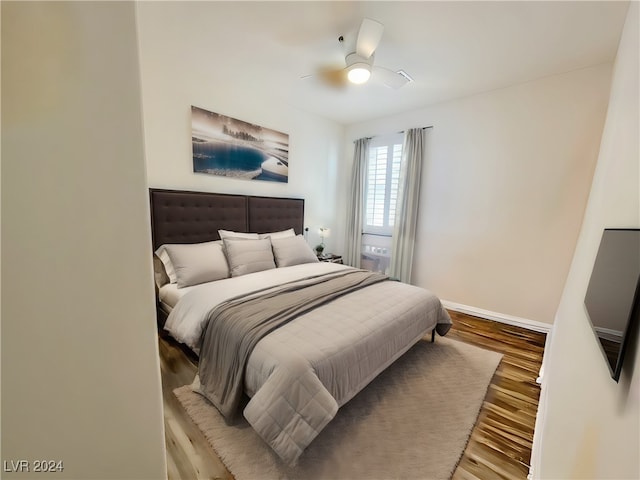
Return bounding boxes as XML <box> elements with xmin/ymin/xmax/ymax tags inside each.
<box><xmin>309</xmin><ymin>18</ymin><xmax>413</xmax><ymax>89</ymax></box>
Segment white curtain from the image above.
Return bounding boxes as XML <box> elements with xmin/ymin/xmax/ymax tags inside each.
<box><xmin>344</xmin><ymin>137</ymin><xmax>369</xmax><ymax>267</ymax></box>
<box><xmin>390</xmin><ymin>128</ymin><xmax>425</xmax><ymax>283</ymax></box>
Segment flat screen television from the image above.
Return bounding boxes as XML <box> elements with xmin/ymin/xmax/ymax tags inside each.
<box><xmin>584</xmin><ymin>228</ymin><xmax>640</xmax><ymax>382</ymax></box>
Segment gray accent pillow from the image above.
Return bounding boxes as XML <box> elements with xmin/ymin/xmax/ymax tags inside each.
<box><xmin>271</xmin><ymin>235</ymin><xmax>320</xmax><ymax>268</ymax></box>
<box><xmin>163</xmin><ymin>241</ymin><xmax>230</xmax><ymax>288</ymax></box>
<box><xmin>223</xmin><ymin>237</ymin><xmax>276</xmax><ymax>277</ymax></box>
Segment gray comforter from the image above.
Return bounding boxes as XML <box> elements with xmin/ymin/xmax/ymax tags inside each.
<box><xmin>188</xmin><ymin>265</ymin><xmax>452</xmax><ymax>465</ymax></box>
<box><xmin>198</xmin><ymin>269</ymin><xmax>388</xmax><ymax>422</ymax></box>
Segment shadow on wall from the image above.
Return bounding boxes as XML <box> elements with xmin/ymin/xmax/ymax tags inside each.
<box><xmin>617</xmin><ymin>306</ymin><xmax>639</xmax><ymax>413</ymax></box>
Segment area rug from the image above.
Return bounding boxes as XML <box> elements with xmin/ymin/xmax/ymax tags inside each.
<box><xmin>174</xmin><ymin>336</ymin><xmax>502</xmax><ymax>480</ymax></box>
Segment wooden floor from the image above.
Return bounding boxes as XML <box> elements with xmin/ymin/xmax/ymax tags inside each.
<box><xmin>159</xmin><ymin>311</ymin><xmax>546</xmax><ymax>480</ymax></box>
<box><xmin>447</xmin><ymin>311</ymin><xmax>546</xmax><ymax>480</ymax></box>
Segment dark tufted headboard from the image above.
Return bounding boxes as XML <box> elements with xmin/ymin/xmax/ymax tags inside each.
<box><xmin>149</xmin><ymin>189</ymin><xmax>305</xmax><ymax>250</ymax></box>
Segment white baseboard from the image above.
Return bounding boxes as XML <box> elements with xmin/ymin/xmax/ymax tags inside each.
<box><xmin>441</xmin><ymin>300</ymin><xmax>552</xmax><ymax>333</ymax></box>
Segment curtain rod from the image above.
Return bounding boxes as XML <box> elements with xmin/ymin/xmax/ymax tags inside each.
<box><xmin>401</xmin><ymin>126</ymin><xmax>433</xmax><ymax>132</ymax></box>
<box><xmin>358</xmin><ymin>125</ymin><xmax>433</xmax><ymax>141</ymax></box>
<box><xmin>398</xmin><ymin>125</ymin><xmax>433</xmax><ymax>133</ymax></box>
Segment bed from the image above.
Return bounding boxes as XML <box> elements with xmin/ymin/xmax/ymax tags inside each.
<box><xmin>149</xmin><ymin>188</ymin><xmax>452</xmax><ymax>465</ymax></box>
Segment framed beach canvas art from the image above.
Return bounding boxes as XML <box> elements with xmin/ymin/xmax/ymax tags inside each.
<box><xmin>191</xmin><ymin>106</ymin><xmax>289</xmax><ymax>183</ymax></box>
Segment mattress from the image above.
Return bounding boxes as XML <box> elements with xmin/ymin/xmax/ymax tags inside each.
<box><xmin>157</xmin><ymin>282</ymin><xmax>194</xmax><ymax>313</ymax></box>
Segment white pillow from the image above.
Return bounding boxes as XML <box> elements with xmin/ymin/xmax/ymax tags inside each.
<box><xmin>223</xmin><ymin>237</ymin><xmax>276</xmax><ymax>277</ymax></box>
<box><xmin>258</xmin><ymin>228</ymin><xmax>296</xmax><ymax>240</ymax></box>
<box><xmin>153</xmin><ymin>254</ymin><xmax>171</xmax><ymax>288</ymax></box>
<box><xmin>218</xmin><ymin>229</ymin><xmax>259</xmax><ymax>241</ymax></box>
<box><xmin>154</xmin><ymin>246</ymin><xmax>177</xmax><ymax>284</ymax></box>
<box><xmin>271</xmin><ymin>235</ymin><xmax>319</xmax><ymax>268</ymax></box>
<box><xmin>162</xmin><ymin>241</ymin><xmax>229</xmax><ymax>288</ymax></box>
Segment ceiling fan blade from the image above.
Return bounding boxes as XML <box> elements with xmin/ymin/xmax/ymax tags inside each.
<box><xmin>356</xmin><ymin>18</ymin><xmax>384</xmax><ymax>59</ymax></box>
<box><xmin>302</xmin><ymin>66</ymin><xmax>349</xmax><ymax>89</ymax></box>
<box><xmin>374</xmin><ymin>66</ymin><xmax>411</xmax><ymax>89</ymax></box>
<box><xmin>320</xmin><ymin>67</ymin><xmax>349</xmax><ymax>87</ymax></box>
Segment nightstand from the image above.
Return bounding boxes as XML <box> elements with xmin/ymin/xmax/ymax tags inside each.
<box><xmin>318</xmin><ymin>253</ymin><xmax>343</xmax><ymax>264</ymax></box>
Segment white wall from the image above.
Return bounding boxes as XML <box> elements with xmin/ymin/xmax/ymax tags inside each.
<box><xmin>1</xmin><ymin>2</ymin><xmax>167</xmax><ymax>478</ymax></box>
<box><xmin>343</xmin><ymin>65</ymin><xmax>612</xmax><ymax>325</ymax></box>
<box><xmin>537</xmin><ymin>2</ymin><xmax>639</xmax><ymax>478</ymax></box>
<box><xmin>136</xmin><ymin>2</ymin><xmax>345</xmax><ymax>252</ymax></box>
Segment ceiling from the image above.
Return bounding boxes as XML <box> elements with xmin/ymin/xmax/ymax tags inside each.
<box><xmin>158</xmin><ymin>1</ymin><xmax>629</xmax><ymax>125</ymax></box>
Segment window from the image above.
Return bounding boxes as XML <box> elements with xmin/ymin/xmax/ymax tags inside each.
<box><xmin>364</xmin><ymin>134</ymin><xmax>403</xmax><ymax>235</ymax></box>
<box><xmin>361</xmin><ymin>133</ymin><xmax>403</xmax><ymax>273</ymax></box>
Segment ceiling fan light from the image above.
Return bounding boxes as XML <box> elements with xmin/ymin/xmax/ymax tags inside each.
<box><xmin>348</xmin><ymin>64</ymin><xmax>371</xmax><ymax>84</ymax></box>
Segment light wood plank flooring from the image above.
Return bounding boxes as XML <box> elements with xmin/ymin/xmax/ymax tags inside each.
<box><xmin>447</xmin><ymin>311</ymin><xmax>546</xmax><ymax>480</ymax></box>
<box><xmin>159</xmin><ymin>311</ymin><xmax>546</xmax><ymax>480</ymax></box>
